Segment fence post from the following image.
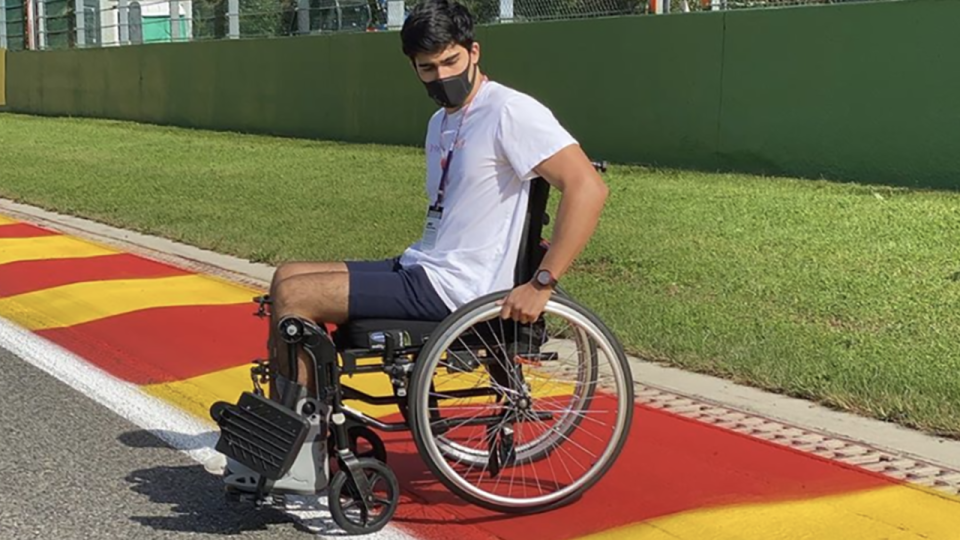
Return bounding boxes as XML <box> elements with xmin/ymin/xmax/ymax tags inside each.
<box><xmin>499</xmin><ymin>0</ymin><xmax>513</xmax><ymax>22</ymax></box>
<box><xmin>0</xmin><ymin>0</ymin><xmax>7</xmax><ymax>50</ymax></box>
<box><xmin>36</xmin><ymin>0</ymin><xmax>46</xmax><ymax>49</ymax></box>
<box><xmin>117</xmin><ymin>0</ymin><xmax>128</xmax><ymax>44</ymax></box>
<box><xmin>169</xmin><ymin>0</ymin><xmax>179</xmax><ymax>40</ymax></box>
<box><xmin>73</xmin><ymin>0</ymin><xmax>85</xmax><ymax>46</ymax></box>
<box><xmin>227</xmin><ymin>0</ymin><xmax>238</xmax><ymax>38</ymax></box>
<box><xmin>185</xmin><ymin>0</ymin><xmax>192</xmax><ymax>37</ymax></box>
<box><xmin>24</xmin><ymin>0</ymin><xmax>32</xmax><ymax>48</ymax></box>
<box><xmin>386</xmin><ymin>0</ymin><xmax>402</xmax><ymax>29</ymax></box>
<box><xmin>296</xmin><ymin>0</ymin><xmax>308</xmax><ymax>34</ymax></box>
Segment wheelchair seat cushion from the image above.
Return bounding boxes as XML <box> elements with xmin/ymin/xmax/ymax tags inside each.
<box><xmin>336</xmin><ymin>319</ymin><xmax>441</xmax><ymax>349</ymax></box>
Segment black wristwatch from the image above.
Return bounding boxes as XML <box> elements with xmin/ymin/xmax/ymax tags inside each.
<box><xmin>532</xmin><ymin>269</ymin><xmax>558</xmax><ymax>290</ymax></box>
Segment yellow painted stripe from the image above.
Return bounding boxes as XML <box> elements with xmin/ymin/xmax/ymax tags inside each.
<box><xmin>0</xmin><ymin>274</ymin><xmax>256</xmax><ymax>330</ymax></box>
<box><xmin>0</xmin><ymin>235</ymin><xmax>117</xmax><ymax>265</ymax></box>
<box><xmin>575</xmin><ymin>484</ymin><xmax>960</xmax><ymax>540</ymax></box>
<box><xmin>0</xmin><ymin>215</ymin><xmax>18</xmax><ymax>226</ymax></box>
<box><xmin>143</xmin><ymin>363</ymin><xmax>253</xmax><ymax>423</ymax></box>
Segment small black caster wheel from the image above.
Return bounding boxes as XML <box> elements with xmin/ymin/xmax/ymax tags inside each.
<box><xmin>330</xmin><ymin>425</ymin><xmax>388</xmax><ymax>464</ymax></box>
<box><xmin>329</xmin><ymin>458</ymin><xmax>400</xmax><ymax>535</ymax></box>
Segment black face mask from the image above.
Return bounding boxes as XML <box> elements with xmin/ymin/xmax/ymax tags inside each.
<box><xmin>423</xmin><ymin>59</ymin><xmax>477</xmax><ymax>109</ymax></box>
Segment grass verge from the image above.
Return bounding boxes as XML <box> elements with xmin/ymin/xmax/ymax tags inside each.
<box><xmin>3</xmin><ymin>112</ymin><xmax>960</xmax><ymax>436</ymax></box>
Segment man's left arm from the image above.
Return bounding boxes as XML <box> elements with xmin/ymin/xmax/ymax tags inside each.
<box><xmin>498</xmin><ymin>143</ymin><xmax>609</xmax><ymax>323</ymax></box>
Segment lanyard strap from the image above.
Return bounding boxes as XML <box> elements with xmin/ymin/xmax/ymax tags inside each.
<box><xmin>434</xmin><ymin>77</ymin><xmax>486</xmax><ymax>209</ymax></box>
<box><xmin>434</xmin><ymin>113</ymin><xmax>465</xmax><ymax>208</ymax></box>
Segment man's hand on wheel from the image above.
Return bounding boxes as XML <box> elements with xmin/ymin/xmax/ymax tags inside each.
<box><xmin>497</xmin><ymin>282</ymin><xmax>552</xmax><ymax>324</ymax></box>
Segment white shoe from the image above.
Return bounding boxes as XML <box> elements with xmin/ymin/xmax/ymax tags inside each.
<box><xmin>203</xmin><ymin>452</ymin><xmax>228</xmax><ymax>476</ymax></box>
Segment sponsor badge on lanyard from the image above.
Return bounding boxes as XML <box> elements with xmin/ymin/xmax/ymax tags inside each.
<box><xmin>420</xmin><ymin>148</ymin><xmax>452</xmax><ymax>250</ymax></box>
<box><xmin>421</xmin><ymin>111</ymin><xmax>466</xmax><ymax>251</ymax></box>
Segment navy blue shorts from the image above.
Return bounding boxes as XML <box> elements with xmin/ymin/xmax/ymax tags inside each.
<box><xmin>345</xmin><ymin>257</ymin><xmax>451</xmax><ymax>321</ymax></box>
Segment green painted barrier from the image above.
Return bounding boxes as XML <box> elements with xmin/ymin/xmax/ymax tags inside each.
<box><xmin>0</xmin><ymin>48</ymin><xmax>6</xmax><ymax>107</ymax></box>
<box><xmin>483</xmin><ymin>14</ymin><xmax>724</xmax><ymax>172</ymax></box>
<box><xmin>6</xmin><ymin>0</ymin><xmax>960</xmax><ymax>189</ymax></box>
<box><xmin>5</xmin><ymin>32</ymin><xmax>438</xmax><ymax>145</ymax></box>
<box><xmin>4</xmin><ymin>14</ymin><xmax>722</xmax><ymax>164</ymax></box>
<box><xmin>718</xmin><ymin>0</ymin><xmax>960</xmax><ymax>189</ymax></box>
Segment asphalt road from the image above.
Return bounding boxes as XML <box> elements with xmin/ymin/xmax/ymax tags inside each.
<box><xmin>0</xmin><ymin>345</ymin><xmax>312</xmax><ymax>540</ymax></box>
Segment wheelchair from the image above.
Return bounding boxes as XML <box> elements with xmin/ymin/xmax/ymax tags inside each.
<box><xmin>209</xmin><ymin>161</ymin><xmax>635</xmax><ymax>535</ymax></box>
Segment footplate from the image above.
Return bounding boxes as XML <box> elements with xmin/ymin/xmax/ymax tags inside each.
<box><xmin>211</xmin><ymin>391</ymin><xmax>311</xmax><ymax>481</ymax></box>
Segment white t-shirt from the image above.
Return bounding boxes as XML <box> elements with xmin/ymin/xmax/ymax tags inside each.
<box><xmin>399</xmin><ymin>80</ymin><xmax>578</xmax><ymax>312</ymax></box>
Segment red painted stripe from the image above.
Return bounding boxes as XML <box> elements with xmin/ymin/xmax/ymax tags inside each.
<box><xmin>0</xmin><ymin>253</ymin><xmax>192</xmax><ymax>298</ymax></box>
<box><xmin>36</xmin><ymin>303</ymin><xmax>267</xmax><ymax>385</ymax></box>
<box><xmin>0</xmin><ymin>223</ymin><xmax>60</xmax><ymax>238</ymax></box>
<box><xmin>392</xmin><ymin>498</ymin><xmax>501</xmax><ymax>540</ymax></box>
<box><xmin>370</xmin><ymin>402</ymin><xmax>893</xmax><ymax>540</ymax></box>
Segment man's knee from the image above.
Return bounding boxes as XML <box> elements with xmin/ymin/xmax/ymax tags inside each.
<box><xmin>272</xmin><ymin>272</ymin><xmax>349</xmax><ymax>321</ymax></box>
<box><xmin>271</xmin><ymin>261</ymin><xmax>346</xmax><ymax>290</ymax></box>
<box><xmin>274</xmin><ymin>274</ymin><xmax>311</xmax><ymax>305</ymax></box>
<box><xmin>271</xmin><ymin>263</ymin><xmax>298</xmax><ymax>289</ymax></box>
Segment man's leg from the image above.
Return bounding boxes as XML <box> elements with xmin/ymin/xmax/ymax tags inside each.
<box><xmin>266</xmin><ymin>262</ymin><xmax>347</xmax><ymax>379</ymax></box>
<box><xmin>219</xmin><ymin>269</ymin><xmax>351</xmax><ymax>488</ymax></box>
<box><xmin>266</xmin><ymin>258</ymin><xmax>399</xmax><ymax>400</ymax></box>
<box><xmin>268</xmin><ymin>270</ymin><xmax>350</xmax><ymax>401</ymax></box>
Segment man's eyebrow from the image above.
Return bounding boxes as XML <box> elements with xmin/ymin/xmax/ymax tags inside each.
<box><xmin>417</xmin><ymin>52</ymin><xmax>460</xmax><ymax>67</ymax></box>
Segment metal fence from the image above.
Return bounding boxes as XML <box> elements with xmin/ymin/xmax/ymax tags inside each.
<box><xmin>0</xmin><ymin>0</ymin><xmax>878</xmax><ymax>51</ymax></box>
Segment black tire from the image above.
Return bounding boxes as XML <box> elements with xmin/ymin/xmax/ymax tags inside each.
<box><xmin>407</xmin><ymin>290</ymin><xmax>634</xmax><ymax>514</ymax></box>
<box><xmin>329</xmin><ymin>458</ymin><xmax>400</xmax><ymax>535</ymax></box>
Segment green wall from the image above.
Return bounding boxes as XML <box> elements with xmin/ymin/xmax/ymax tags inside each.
<box><xmin>718</xmin><ymin>0</ymin><xmax>960</xmax><ymax>188</ymax></box>
<box><xmin>6</xmin><ymin>31</ymin><xmax>438</xmax><ymax>145</ymax></box>
<box><xmin>0</xmin><ymin>48</ymin><xmax>6</xmax><ymax>107</ymax></box>
<box><xmin>483</xmin><ymin>14</ymin><xmax>724</xmax><ymax>172</ymax></box>
<box><xmin>6</xmin><ymin>0</ymin><xmax>960</xmax><ymax>189</ymax></box>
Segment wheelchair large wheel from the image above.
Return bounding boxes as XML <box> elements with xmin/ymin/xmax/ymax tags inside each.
<box><xmin>407</xmin><ymin>291</ymin><xmax>634</xmax><ymax>514</ymax></box>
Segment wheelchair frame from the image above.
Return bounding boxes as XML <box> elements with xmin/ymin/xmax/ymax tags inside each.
<box><xmin>210</xmin><ymin>160</ymin><xmax>630</xmax><ymax>535</ymax></box>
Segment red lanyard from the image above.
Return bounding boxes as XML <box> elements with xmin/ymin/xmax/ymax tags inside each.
<box><xmin>434</xmin><ymin>77</ymin><xmax>486</xmax><ymax>209</ymax></box>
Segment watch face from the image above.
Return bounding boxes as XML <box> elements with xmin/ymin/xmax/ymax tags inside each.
<box><xmin>536</xmin><ymin>270</ymin><xmax>552</xmax><ymax>285</ymax></box>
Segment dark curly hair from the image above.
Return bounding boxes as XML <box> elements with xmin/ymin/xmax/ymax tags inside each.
<box><xmin>400</xmin><ymin>0</ymin><xmax>476</xmax><ymax>59</ymax></box>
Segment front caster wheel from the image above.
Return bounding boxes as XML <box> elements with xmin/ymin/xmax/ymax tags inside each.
<box><xmin>329</xmin><ymin>458</ymin><xmax>399</xmax><ymax>535</ymax></box>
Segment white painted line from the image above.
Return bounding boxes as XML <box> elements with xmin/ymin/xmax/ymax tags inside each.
<box><xmin>0</xmin><ymin>315</ymin><xmax>422</xmax><ymax>540</ymax></box>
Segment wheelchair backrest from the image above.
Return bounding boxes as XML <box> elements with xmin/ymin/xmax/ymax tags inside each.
<box><xmin>513</xmin><ymin>176</ymin><xmax>551</xmax><ymax>287</ymax></box>
<box><xmin>512</xmin><ymin>161</ymin><xmax>606</xmax><ymax>288</ymax></box>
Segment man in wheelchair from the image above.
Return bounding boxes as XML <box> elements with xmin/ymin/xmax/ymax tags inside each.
<box><xmin>209</xmin><ymin>0</ymin><xmax>631</xmax><ymax>534</ymax></box>
<box><xmin>265</xmin><ymin>0</ymin><xmax>608</xmax><ymax>395</ymax></box>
